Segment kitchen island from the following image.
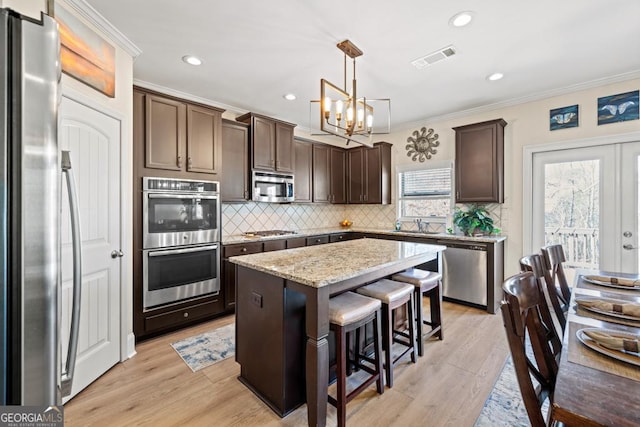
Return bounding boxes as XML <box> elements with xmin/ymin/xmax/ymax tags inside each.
<box><xmin>229</xmin><ymin>238</ymin><xmax>446</xmax><ymax>427</ymax></box>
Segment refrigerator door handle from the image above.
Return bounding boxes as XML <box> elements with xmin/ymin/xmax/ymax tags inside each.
<box><xmin>60</xmin><ymin>150</ymin><xmax>82</xmax><ymax>397</ymax></box>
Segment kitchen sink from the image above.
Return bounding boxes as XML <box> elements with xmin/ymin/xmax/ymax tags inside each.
<box><xmin>391</xmin><ymin>230</ymin><xmax>441</xmax><ymax>235</ymax></box>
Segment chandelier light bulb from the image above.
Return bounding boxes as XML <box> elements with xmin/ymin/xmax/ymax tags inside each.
<box><xmin>346</xmin><ymin>106</ymin><xmax>354</xmax><ymax>128</ymax></box>
<box><xmin>357</xmin><ymin>108</ymin><xmax>364</xmax><ymax>128</ymax></box>
<box><xmin>336</xmin><ymin>100</ymin><xmax>343</xmax><ymax>121</ymax></box>
<box><xmin>323</xmin><ymin>97</ymin><xmax>332</xmax><ymax>120</ymax></box>
<box><xmin>366</xmin><ymin>114</ymin><xmax>374</xmax><ymax>131</ymax></box>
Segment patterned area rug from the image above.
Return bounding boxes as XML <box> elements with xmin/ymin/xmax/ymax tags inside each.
<box><xmin>474</xmin><ymin>356</ymin><xmax>549</xmax><ymax>426</ymax></box>
<box><xmin>171</xmin><ymin>323</ymin><xmax>235</xmax><ymax>372</ymax></box>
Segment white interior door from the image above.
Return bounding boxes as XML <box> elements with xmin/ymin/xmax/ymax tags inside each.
<box><xmin>531</xmin><ymin>141</ymin><xmax>640</xmax><ymax>274</ymax></box>
<box><xmin>59</xmin><ymin>96</ymin><xmax>121</xmax><ymax>401</ymax></box>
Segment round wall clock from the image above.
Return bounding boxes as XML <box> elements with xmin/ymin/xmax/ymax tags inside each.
<box><xmin>406</xmin><ymin>127</ymin><xmax>439</xmax><ymax>162</ymax></box>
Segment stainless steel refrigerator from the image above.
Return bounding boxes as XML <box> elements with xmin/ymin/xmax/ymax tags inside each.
<box><xmin>0</xmin><ymin>8</ymin><xmax>81</xmax><ymax>406</ymax></box>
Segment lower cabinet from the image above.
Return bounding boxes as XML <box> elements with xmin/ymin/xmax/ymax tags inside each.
<box><xmin>223</xmin><ymin>242</ymin><xmax>263</xmax><ymax>311</ymax></box>
<box><xmin>144</xmin><ymin>297</ymin><xmax>223</xmax><ymax>333</ymax></box>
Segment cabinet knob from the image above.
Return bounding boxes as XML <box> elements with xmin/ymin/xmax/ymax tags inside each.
<box><xmin>188</xmin><ymin>157</ymin><xmax>193</xmax><ymax>168</ymax></box>
<box><xmin>183</xmin><ymin>312</ymin><xmax>189</xmax><ymax>318</ymax></box>
<box><xmin>243</xmin><ymin>190</ymin><xmax>249</xmax><ymax>199</ymax></box>
<box><xmin>241</xmin><ymin>247</ymin><xmax>247</xmax><ymax>252</ymax></box>
<box><xmin>177</xmin><ymin>155</ymin><xmax>183</xmax><ymax>168</ymax></box>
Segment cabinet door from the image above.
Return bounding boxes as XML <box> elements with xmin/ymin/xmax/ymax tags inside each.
<box><xmin>221</xmin><ymin>121</ymin><xmax>249</xmax><ymax>201</ymax></box>
<box><xmin>454</xmin><ymin>119</ymin><xmax>505</xmax><ymax>203</ymax></box>
<box><xmin>293</xmin><ymin>140</ymin><xmax>312</xmax><ymax>203</ymax></box>
<box><xmin>186</xmin><ymin>105</ymin><xmax>222</xmax><ymax>174</ymax></box>
<box><xmin>145</xmin><ymin>94</ymin><xmax>185</xmax><ymax>170</ymax></box>
<box><xmin>330</xmin><ymin>147</ymin><xmax>347</xmax><ymax>203</ymax></box>
<box><xmin>347</xmin><ymin>147</ymin><xmax>365</xmax><ymax>203</ymax></box>
<box><xmin>312</xmin><ymin>144</ymin><xmax>330</xmax><ymax>203</ymax></box>
<box><xmin>275</xmin><ymin>123</ymin><xmax>294</xmax><ymax>172</ymax></box>
<box><xmin>252</xmin><ymin>116</ymin><xmax>276</xmax><ymax>170</ymax></box>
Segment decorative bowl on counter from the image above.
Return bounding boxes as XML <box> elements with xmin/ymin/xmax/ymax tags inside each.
<box><xmin>340</xmin><ymin>220</ymin><xmax>353</xmax><ymax>228</ymax></box>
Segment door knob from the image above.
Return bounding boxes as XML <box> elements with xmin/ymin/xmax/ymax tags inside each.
<box><xmin>623</xmin><ymin>244</ymin><xmax>638</xmax><ymax>250</ymax></box>
<box><xmin>623</xmin><ymin>231</ymin><xmax>633</xmax><ymax>237</ymax></box>
<box><xmin>111</xmin><ymin>250</ymin><xmax>124</xmax><ymax>258</ymax></box>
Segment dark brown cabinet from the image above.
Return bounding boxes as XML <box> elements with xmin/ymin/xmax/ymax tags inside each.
<box><xmin>133</xmin><ymin>87</ymin><xmax>227</xmax><ymax>340</ymax></box>
<box><xmin>293</xmin><ymin>139</ymin><xmax>312</xmax><ymax>203</ymax></box>
<box><xmin>453</xmin><ymin>118</ymin><xmax>506</xmax><ymax>203</ymax></box>
<box><xmin>236</xmin><ymin>113</ymin><xmax>296</xmax><ymax>173</ymax></box>
<box><xmin>330</xmin><ymin>147</ymin><xmax>347</xmax><ymax>203</ymax></box>
<box><xmin>347</xmin><ymin>142</ymin><xmax>391</xmax><ymax>204</ymax></box>
<box><xmin>312</xmin><ymin>144</ymin><xmax>330</xmax><ymax>202</ymax></box>
<box><xmin>223</xmin><ymin>242</ymin><xmax>263</xmax><ymax>311</ymax></box>
<box><xmin>141</xmin><ymin>90</ymin><xmax>223</xmax><ymax>175</ymax></box>
<box><xmin>311</xmin><ymin>144</ymin><xmax>346</xmax><ymax>204</ymax></box>
<box><xmin>221</xmin><ymin>120</ymin><xmax>250</xmax><ymax>202</ymax></box>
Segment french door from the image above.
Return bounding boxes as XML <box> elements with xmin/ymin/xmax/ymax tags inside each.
<box><xmin>530</xmin><ymin>141</ymin><xmax>640</xmax><ymax>274</ymax></box>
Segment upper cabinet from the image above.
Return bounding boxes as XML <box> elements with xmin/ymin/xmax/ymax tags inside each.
<box><xmin>347</xmin><ymin>142</ymin><xmax>391</xmax><ymax>204</ymax></box>
<box><xmin>236</xmin><ymin>112</ymin><xmax>296</xmax><ymax>173</ymax></box>
<box><xmin>136</xmin><ymin>87</ymin><xmax>224</xmax><ymax>176</ymax></box>
<box><xmin>221</xmin><ymin>119</ymin><xmax>250</xmax><ymax>202</ymax></box>
<box><xmin>453</xmin><ymin>119</ymin><xmax>506</xmax><ymax>204</ymax></box>
<box><xmin>293</xmin><ymin>139</ymin><xmax>312</xmax><ymax>203</ymax></box>
<box><xmin>313</xmin><ymin>145</ymin><xmax>347</xmax><ymax>204</ymax></box>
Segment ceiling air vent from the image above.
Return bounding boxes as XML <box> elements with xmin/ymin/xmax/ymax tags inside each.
<box><xmin>411</xmin><ymin>45</ymin><xmax>457</xmax><ymax>69</ymax></box>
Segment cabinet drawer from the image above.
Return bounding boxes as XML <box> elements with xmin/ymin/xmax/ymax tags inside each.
<box><xmin>329</xmin><ymin>233</ymin><xmax>351</xmax><ymax>243</ymax></box>
<box><xmin>286</xmin><ymin>237</ymin><xmax>306</xmax><ymax>248</ymax></box>
<box><xmin>224</xmin><ymin>242</ymin><xmax>263</xmax><ymax>257</ymax></box>
<box><xmin>306</xmin><ymin>235</ymin><xmax>329</xmax><ymax>246</ymax></box>
<box><xmin>263</xmin><ymin>239</ymin><xmax>286</xmax><ymax>252</ymax></box>
<box><xmin>145</xmin><ymin>298</ymin><xmax>222</xmax><ymax>332</ymax></box>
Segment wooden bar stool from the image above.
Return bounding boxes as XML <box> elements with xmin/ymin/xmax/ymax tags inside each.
<box><xmin>356</xmin><ymin>279</ymin><xmax>417</xmax><ymax>388</ymax></box>
<box><xmin>328</xmin><ymin>291</ymin><xmax>384</xmax><ymax>427</ymax></box>
<box><xmin>392</xmin><ymin>268</ymin><xmax>443</xmax><ymax>357</ymax></box>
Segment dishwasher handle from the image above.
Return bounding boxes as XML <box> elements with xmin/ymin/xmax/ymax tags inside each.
<box><xmin>436</xmin><ymin>240</ymin><xmax>487</xmax><ymax>251</ymax></box>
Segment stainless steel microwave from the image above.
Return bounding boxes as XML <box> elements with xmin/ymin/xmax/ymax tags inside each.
<box><xmin>252</xmin><ymin>171</ymin><xmax>294</xmax><ymax>203</ymax></box>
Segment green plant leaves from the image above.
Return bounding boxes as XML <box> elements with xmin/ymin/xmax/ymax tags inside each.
<box><xmin>452</xmin><ymin>204</ymin><xmax>499</xmax><ymax>235</ymax></box>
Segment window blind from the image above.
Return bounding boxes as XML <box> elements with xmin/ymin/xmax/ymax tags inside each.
<box><xmin>400</xmin><ymin>168</ymin><xmax>451</xmax><ymax>197</ymax></box>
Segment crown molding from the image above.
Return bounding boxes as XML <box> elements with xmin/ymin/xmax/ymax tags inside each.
<box><xmin>133</xmin><ymin>79</ymin><xmax>247</xmax><ymax>115</ymax></box>
<box><xmin>397</xmin><ymin>70</ymin><xmax>640</xmax><ymax>132</ymax></box>
<box><xmin>62</xmin><ymin>0</ymin><xmax>141</xmax><ymax>58</ymax></box>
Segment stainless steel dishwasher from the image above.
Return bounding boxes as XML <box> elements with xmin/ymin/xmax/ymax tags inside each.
<box><xmin>437</xmin><ymin>240</ymin><xmax>488</xmax><ymax>307</ymax></box>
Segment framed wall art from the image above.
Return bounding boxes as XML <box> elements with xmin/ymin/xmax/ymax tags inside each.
<box><xmin>549</xmin><ymin>104</ymin><xmax>578</xmax><ymax>130</ymax></box>
<box><xmin>597</xmin><ymin>90</ymin><xmax>639</xmax><ymax>125</ymax></box>
<box><xmin>48</xmin><ymin>0</ymin><xmax>116</xmax><ymax>97</ymax></box>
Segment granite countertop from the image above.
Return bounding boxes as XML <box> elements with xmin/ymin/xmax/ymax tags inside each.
<box><xmin>222</xmin><ymin>227</ymin><xmax>506</xmax><ymax>244</ymax></box>
<box><xmin>229</xmin><ymin>238</ymin><xmax>446</xmax><ymax>288</ymax></box>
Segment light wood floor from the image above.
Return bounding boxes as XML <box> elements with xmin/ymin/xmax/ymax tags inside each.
<box><xmin>64</xmin><ymin>301</ymin><xmax>509</xmax><ymax>427</ymax></box>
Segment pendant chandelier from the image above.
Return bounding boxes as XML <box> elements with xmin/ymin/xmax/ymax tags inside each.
<box><xmin>319</xmin><ymin>40</ymin><xmax>390</xmax><ymax>146</ymax></box>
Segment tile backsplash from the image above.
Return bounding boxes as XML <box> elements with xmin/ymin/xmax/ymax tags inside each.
<box><xmin>222</xmin><ymin>201</ymin><xmax>506</xmax><ymax>236</ymax></box>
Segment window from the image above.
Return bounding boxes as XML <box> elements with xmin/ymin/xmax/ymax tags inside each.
<box><xmin>397</xmin><ymin>163</ymin><xmax>453</xmax><ymax>222</ymax></box>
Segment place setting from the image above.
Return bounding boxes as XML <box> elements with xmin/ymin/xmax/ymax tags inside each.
<box><xmin>568</xmin><ymin>321</ymin><xmax>640</xmax><ymax>382</ymax></box>
<box><xmin>574</xmin><ymin>295</ymin><xmax>640</xmax><ymax>327</ymax></box>
<box><xmin>579</xmin><ymin>273</ymin><xmax>640</xmax><ymax>292</ymax></box>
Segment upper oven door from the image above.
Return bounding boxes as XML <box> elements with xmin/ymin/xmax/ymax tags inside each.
<box><xmin>143</xmin><ymin>192</ymin><xmax>220</xmax><ymax>248</ymax></box>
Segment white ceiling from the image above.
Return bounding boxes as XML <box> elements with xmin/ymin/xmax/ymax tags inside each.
<box><xmin>85</xmin><ymin>0</ymin><xmax>640</xmax><ymax>132</ymax></box>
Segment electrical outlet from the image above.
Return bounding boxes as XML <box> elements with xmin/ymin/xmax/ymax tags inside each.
<box><xmin>251</xmin><ymin>292</ymin><xmax>262</xmax><ymax>308</ymax></box>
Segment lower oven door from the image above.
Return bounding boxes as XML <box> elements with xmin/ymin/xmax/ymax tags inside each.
<box><xmin>143</xmin><ymin>244</ymin><xmax>220</xmax><ymax>309</ymax></box>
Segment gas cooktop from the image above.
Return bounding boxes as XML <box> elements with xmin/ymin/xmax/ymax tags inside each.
<box><xmin>243</xmin><ymin>230</ymin><xmax>298</xmax><ymax>237</ymax></box>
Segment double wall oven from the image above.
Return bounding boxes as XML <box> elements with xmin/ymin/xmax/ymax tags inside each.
<box><xmin>142</xmin><ymin>177</ymin><xmax>221</xmax><ymax>309</ymax></box>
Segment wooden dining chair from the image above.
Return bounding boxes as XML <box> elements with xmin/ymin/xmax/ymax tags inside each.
<box><xmin>501</xmin><ymin>272</ymin><xmax>559</xmax><ymax>427</ymax></box>
<box><xmin>520</xmin><ymin>253</ymin><xmax>567</xmax><ymax>340</ymax></box>
<box><xmin>541</xmin><ymin>244</ymin><xmax>572</xmax><ymax>305</ymax></box>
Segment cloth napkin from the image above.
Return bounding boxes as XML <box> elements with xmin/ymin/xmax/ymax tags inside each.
<box><xmin>586</xmin><ymin>275</ymin><xmax>640</xmax><ymax>287</ymax></box>
<box><xmin>583</xmin><ymin>329</ymin><xmax>639</xmax><ymax>353</ymax></box>
<box><xmin>576</xmin><ymin>298</ymin><xmax>640</xmax><ymax>318</ymax></box>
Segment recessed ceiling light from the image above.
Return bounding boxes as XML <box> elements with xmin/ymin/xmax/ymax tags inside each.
<box><xmin>450</xmin><ymin>11</ymin><xmax>474</xmax><ymax>27</ymax></box>
<box><xmin>283</xmin><ymin>93</ymin><xmax>296</xmax><ymax>101</ymax></box>
<box><xmin>487</xmin><ymin>72</ymin><xmax>504</xmax><ymax>81</ymax></box>
<box><xmin>182</xmin><ymin>55</ymin><xmax>202</xmax><ymax>66</ymax></box>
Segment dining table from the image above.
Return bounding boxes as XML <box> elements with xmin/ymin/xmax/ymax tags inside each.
<box><xmin>551</xmin><ymin>269</ymin><xmax>640</xmax><ymax>427</ymax></box>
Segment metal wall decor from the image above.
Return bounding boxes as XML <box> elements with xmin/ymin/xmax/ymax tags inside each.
<box><xmin>406</xmin><ymin>127</ymin><xmax>439</xmax><ymax>162</ymax></box>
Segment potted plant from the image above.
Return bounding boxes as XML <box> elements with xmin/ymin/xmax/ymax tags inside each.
<box><xmin>452</xmin><ymin>204</ymin><xmax>500</xmax><ymax>236</ymax></box>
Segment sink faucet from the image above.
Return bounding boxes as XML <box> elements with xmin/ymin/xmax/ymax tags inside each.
<box><xmin>415</xmin><ymin>219</ymin><xmax>431</xmax><ymax>233</ymax></box>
